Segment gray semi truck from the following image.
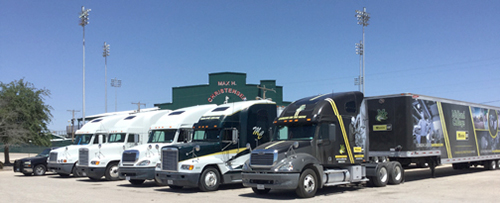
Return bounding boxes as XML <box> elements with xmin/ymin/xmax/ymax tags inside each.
<box><xmin>242</xmin><ymin>92</ymin><xmax>500</xmax><ymax>198</ymax></box>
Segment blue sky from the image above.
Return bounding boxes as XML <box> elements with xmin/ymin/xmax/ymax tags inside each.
<box><xmin>1</xmin><ymin>1</ymin><xmax>499</xmax><ymax>131</ymax></box>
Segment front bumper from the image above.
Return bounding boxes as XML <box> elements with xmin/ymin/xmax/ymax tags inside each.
<box><xmin>155</xmin><ymin>171</ymin><xmax>200</xmax><ymax>187</ymax></box>
<box><xmin>48</xmin><ymin>162</ymin><xmax>74</xmax><ymax>175</ymax></box>
<box><xmin>76</xmin><ymin>165</ymin><xmax>106</xmax><ymax>179</ymax></box>
<box><xmin>241</xmin><ymin>172</ymin><xmax>300</xmax><ymax>190</ymax></box>
<box><xmin>118</xmin><ymin>166</ymin><xmax>155</xmax><ymax>180</ymax></box>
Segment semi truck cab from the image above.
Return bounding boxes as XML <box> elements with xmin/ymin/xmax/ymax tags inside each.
<box><xmin>155</xmin><ymin>100</ymin><xmax>277</xmax><ymax>191</ymax></box>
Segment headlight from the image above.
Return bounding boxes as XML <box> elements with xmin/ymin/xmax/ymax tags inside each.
<box><xmin>137</xmin><ymin>160</ymin><xmax>151</xmax><ymax>166</ymax></box>
<box><xmin>91</xmin><ymin>161</ymin><xmax>100</xmax><ymax>165</ymax></box>
<box><xmin>181</xmin><ymin>165</ymin><xmax>194</xmax><ymax>170</ymax></box>
<box><xmin>24</xmin><ymin>161</ymin><xmax>32</xmax><ymax>167</ymax></box>
<box><xmin>275</xmin><ymin>161</ymin><xmax>294</xmax><ymax>172</ymax></box>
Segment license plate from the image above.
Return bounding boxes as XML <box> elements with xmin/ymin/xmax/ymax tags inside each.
<box><xmin>257</xmin><ymin>184</ymin><xmax>265</xmax><ymax>190</ymax></box>
<box><xmin>126</xmin><ymin>176</ymin><xmax>131</xmax><ymax>180</ymax></box>
<box><xmin>167</xmin><ymin>180</ymin><xmax>173</xmax><ymax>185</ymax></box>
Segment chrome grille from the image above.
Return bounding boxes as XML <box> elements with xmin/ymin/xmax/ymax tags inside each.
<box><xmin>122</xmin><ymin>150</ymin><xmax>139</xmax><ymax>163</ymax></box>
<box><xmin>161</xmin><ymin>148</ymin><xmax>178</xmax><ymax>171</ymax></box>
<box><xmin>250</xmin><ymin>149</ymin><xmax>277</xmax><ymax>167</ymax></box>
<box><xmin>49</xmin><ymin>152</ymin><xmax>58</xmax><ymax>162</ymax></box>
<box><xmin>79</xmin><ymin>148</ymin><xmax>89</xmax><ymax>166</ymax></box>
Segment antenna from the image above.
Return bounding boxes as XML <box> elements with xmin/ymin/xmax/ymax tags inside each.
<box><xmin>257</xmin><ymin>85</ymin><xmax>276</xmax><ymax>100</ymax></box>
<box><xmin>132</xmin><ymin>102</ymin><xmax>146</xmax><ymax>112</ymax></box>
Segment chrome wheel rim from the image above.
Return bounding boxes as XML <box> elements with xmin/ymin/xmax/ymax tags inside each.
<box><xmin>302</xmin><ymin>174</ymin><xmax>316</xmax><ymax>193</ymax></box>
<box><xmin>204</xmin><ymin>171</ymin><xmax>217</xmax><ymax>187</ymax></box>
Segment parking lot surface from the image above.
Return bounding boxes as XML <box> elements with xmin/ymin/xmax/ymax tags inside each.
<box><xmin>2</xmin><ymin>156</ymin><xmax>500</xmax><ymax>203</ymax></box>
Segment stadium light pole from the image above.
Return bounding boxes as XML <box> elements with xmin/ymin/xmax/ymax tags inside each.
<box><xmin>356</xmin><ymin>7</ymin><xmax>370</xmax><ymax>94</ymax></box>
<box><xmin>355</xmin><ymin>40</ymin><xmax>363</xmax><ymax>92</ymax></box>
<box><xmin>79</xmin><ymin>6</ymin><xmax>91</xmax><ymax>123</ymax></box>
<box><xmin>111</xmin><ymin>78</ymin><xmax>122</xmax><ymax>112</ymax></box>
<box><xmin>103</xmin><ymin>42</ymin><xmax>110</xmax><ymax>113</ymax></box>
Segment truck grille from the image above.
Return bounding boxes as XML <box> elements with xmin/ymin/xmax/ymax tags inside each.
<box><xmin>161</xmin><ymin>148</ymin><xmax>178</xmax><ymax>171</ymax></box>
<box><xmin>122</xmin><ymin>150</ymin><xmax>139</xmax><ymax>163</ymax></box>
<box><xmin>250</xmin><ymin>150</ymin><xmax>277</xmax><ymax>167</ymax></box>
<box><xmin>79</xmin><ymin>148</ymin><xmax>89</xmax><ymax>166</ymax></box>
<box><xmin>49</xmin><ymin>152</ymin><xmax>58</xmax><ymax>162</ymax></box>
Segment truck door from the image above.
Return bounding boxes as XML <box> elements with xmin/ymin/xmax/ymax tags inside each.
<box><xmin>315</xmin><ymin>123</ymin><xmax>336</xmax><ymax>164</ymax></box>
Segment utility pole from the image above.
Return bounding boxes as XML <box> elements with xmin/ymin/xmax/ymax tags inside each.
<box><xmin>355</xmin><ymin>7</ymin><xmax>370</xmax><ymax>94</ymax></box>
<box><xmin>111</xmin><ymin>78</ymin><xmax>121</xmax><ymax>112</ymax></box>
<box><xmin>79</xmin><ymin>6</ymin><xmax>91</xmax><ymax>123</ymax></box>
<box><xmin>132</xmin><ymin>102</ymin><xmax>146</xmax><ymax>112</ymax></box>
<box><xmin>355</xmin><ymin>40</ymin><xmax>363</xmax><ymax>92</ymax></box>
<box><xmin>257</xmin><ymin>85</ymin><xmax>276</xmax><ymax>100</ymax></box>
<box><xmin>67</xmin><ymin>109</ymin><xmax>80</xmax><ymax>142</ymax></box>
<box><xmin>103</xmin><ymin>42</ymin><xmax>110</xmax><ymax>113</ymax></box>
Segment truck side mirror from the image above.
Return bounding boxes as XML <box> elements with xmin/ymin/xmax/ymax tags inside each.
<box><xmin>232</xmin><ymin>128</ymin><xmax>239</xmax><ymax>144</ymax></box>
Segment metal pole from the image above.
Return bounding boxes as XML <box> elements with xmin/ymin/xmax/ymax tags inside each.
<box><xmin>355</xmin><ymin>7</ymin><xmax>369</xmax><ymax>94</ymax></box>
<box><xmin>79</xmin><ymin>6</ymin><xmax>90</xmax><ymax>123</ymax></box>
<box><xmin>103</xmin><ymin>42</ymin><xmax>110</xmax><ymax>113</ymax></box>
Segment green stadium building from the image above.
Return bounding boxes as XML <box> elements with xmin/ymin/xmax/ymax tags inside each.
<box><xmin>154</xmin><ymin>72</ymin><xmax>290</xmax><ymax>110</ymax></box>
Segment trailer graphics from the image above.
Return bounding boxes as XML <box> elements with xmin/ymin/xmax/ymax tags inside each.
<box><xmin>155</xmin><ymin>100</ymin><xmax>277</xmax><ymax>191</ymax></box>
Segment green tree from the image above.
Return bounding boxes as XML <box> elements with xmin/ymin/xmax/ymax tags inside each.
<box><xmin>0</xmin><ymin>79</ymin><xmax>52</xmax><ymax>165</ymax></box>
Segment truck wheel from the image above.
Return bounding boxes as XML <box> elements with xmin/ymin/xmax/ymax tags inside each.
<box><xmin>34</xmin><ymin>164</ymin><xmax>47</xmax><ymax>176</ymax></box>
<box><xmin>129</xmin><ymin>179</ymin><xmax>145</xmax><ymax>185</ymax></box>
<box><xmin>296</xmin><ymin>168</ymin><xmax>318</xmax><ymax>198</ymax></box>
<box><xmin>388</xmin><ymin>162</ymin><xmax>403</xmax><ymax>185</ymax></box>
<box><xmin>370</xmin><ymin>165</ymin><xmax>388</xmax><ymax>187</ymax></box>
<box><xmin>199</xmin><ymin>167</ymin><xmax>220</xmax><ymax>191</ymax></box>
<box><xmin>71</xmin><ymin>165</ymin><xmax>80</xmax><ymax>177</ymax></box>
<box><xmin>252</xmin><ymin>187</ymin><xmax>271</xmax><ymax>195</ymax></box>
<box><xmin>105</xmin><ymin>162</ymin><xmax>120</xmax><ymax>181</ymax></box>
<box><xmin>485</xmin><ymin>160</ymin><xmax>497</xmax><ymax>170</ymax></box>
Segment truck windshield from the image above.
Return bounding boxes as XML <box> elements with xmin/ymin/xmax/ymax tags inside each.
<box><xmin>36</xmin><ymin>148</ymin><xmax>52</xmax><ymax>157</ymax></box>
<box><xmin>148</xmin><ymin>129</ymin><xmax>177</xmax><ymax>143</ymax></box>
<box><xmin>192</xmin><ymin>129</ymin><xmax>220</xmax><ymax>142</ymax></box>
<box><xmin>108</xmin><ymin>133</ymin><xmax>126</xmax><ymax>143</ymax></box>
<box><xmin>274</xmin><ymin>124</ymin><xmax>316</xmax><ymax>141</ymax></box>
<box><xmin>73</xmin><ymin>134</ymin><xmax>93</xmax><ymax>145</ymax></box>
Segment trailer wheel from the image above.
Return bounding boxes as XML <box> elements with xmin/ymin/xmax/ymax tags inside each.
<box><xmin>199</xmin><ymin>167</ymin><xmax>220</xmax><ymax>192</ymax></box>
<box><xmin>485</xmin><ymin>160</ymin><xmax>497</xmax><ymax>170</ymax></box>
<box><xmin>129</xmin><ymin>179</ymin><xmax>145</xmax><ymax>185</ymax></box>
<box><xmin>296</xmin><ymin>169</ymin><xmax>318</xmax><ymax>198</ymax></box>
<box><xmin>105</xmin><ymin>162</ymin><xmax>120</xmax><ymax>181</ymax></box>
<box><xmin>369</xmin><ymin>165</ymin><xmax>388</xmax><ymax>187</ymax></box>
<box><xmin>252</xmin><ymin>187</ymin><xmax>271</xmax><ymax>195</ymax></box>
<box><xmin>497</xmin><ymin>160</ymin><xmax>500</xmax><ymax>169</ymax></box>
<box><xmin>388</xmin><ymin>162</ymin><xmax>403</xmax><ymax>185</ymax></box>
<box><xmin>34</xmin><ymin>164</ymin><xmax>47</xmax><ymax>176</ymax></box>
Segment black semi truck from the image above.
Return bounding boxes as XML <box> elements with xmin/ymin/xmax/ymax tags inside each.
<box><xmin>242</xmin><ymin>92</ymin><xmax>500</xmax><ymax>198</ymax></box>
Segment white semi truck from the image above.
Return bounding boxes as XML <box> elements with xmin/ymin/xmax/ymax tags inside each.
<box><xmin>48</xmin><ymin>114</ymin><xmax>128</xmax><ymax>177</ymax></box>
<box><xmin>118</xmin><ymin>104</ymin><xmax>217</xmax><ymax>185</ymax></box>
<box><xmin>76</xmin><ymin>110</ymin><xmax>170</xmax><ymax>181</ymax></box>
<box><xmin>155</xmin><ymin>100</ymin><xmax>277</xmax><ymax>191</ymax></box>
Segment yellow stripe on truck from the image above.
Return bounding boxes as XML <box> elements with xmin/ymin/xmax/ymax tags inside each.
<box><xmin>326</xmin><ymin>98</ymin><xmax>354</xmax><ymax>164</ymax></box>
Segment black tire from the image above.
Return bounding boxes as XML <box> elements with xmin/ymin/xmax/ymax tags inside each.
<box><xmin>485</xmin><ymin>160</ymin><xmax>497</xmax><ymax>170</ymax></box>
<box><xmin>199</xmin><ymin>167</ymin><xmax>221</xmax><ymax>192</ymax></box>
<box><xmin>296</xmin><ymin>168</ymin><xmax>318</xmax><ymax>198</ymax></box>
<box><xmin>169</xmin><ymin>185</ymin><xmax>184</xmax><ymax>190</ymax></box>
<box><xmin>252</xmin><ymin>187</ymin><xmax>271</xmax><ymax>195</ymax></box>
<box><xmin>105</xmin><ymin>162</ymin><xmax>120</xmax><ymax>181</ymax></box>
<box><xmin>71</xmin><ymin>165</ymin><xmax>80</xmax><ymax>177</ymax></box>
<box><xmin>388</xmin><ymin>162</ymin><xmax>403</xmax><ymax>185</ymax></box>
<box><xmin>369</xmin><ymin>165</ymin><xmax>388</xmax><ymax>187</ymax></box>
<box><xmin>129</xmin><ymin>179</ymin><xmax>145</xmax><ymax>185</ymax></box>
<box><xmin>33</xmin><ymin>164</ymin><xmax>47</xmax><ymax>176</ymax></box>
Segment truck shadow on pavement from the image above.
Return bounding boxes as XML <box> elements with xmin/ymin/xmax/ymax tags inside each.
<box><xmin>238</xmin><ymin>185</ymin><xmax>364</xmax><ymax>200</ymax></box>
<box><xmin>154</xmin><ymin>183</ymin><xmax>246</xmax><ymax>193</ymax></box>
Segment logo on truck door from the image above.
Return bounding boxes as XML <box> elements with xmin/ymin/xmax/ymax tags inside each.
<box><xmin>376</xmin><ymin>109</ymin><xmax>388</xmax><ymax>122</ymax></box>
